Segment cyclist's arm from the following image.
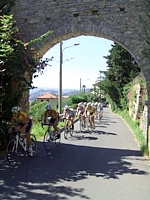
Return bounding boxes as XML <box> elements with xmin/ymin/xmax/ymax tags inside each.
<box><xmin>44</xmin><ymin>111</ymin><xmax>48</xmax><ymax>124</ymax></box>
<box><xmin>8</xmin><ymin>117</ymin><xmax>15</xmax><ymax>132</ymax></box>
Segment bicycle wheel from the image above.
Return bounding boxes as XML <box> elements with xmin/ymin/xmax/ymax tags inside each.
<box><xmin>28</xmin><ymin>134</ymin><xmax>37</xmax><ymax>156</ymax></box>
<box><xmin>69</xmin><ymin>127</ymin><xmax>74</xmax><ymax>137</ymax></box>
<box><xmin>87</xmin><ymin>117</ymin><xmax>93</xmax><ymax>133</ymax></box>
<box><xmin>43</xmin><ymin>130</ymin><xmax>52</xmax><ymax>151</ymax></box>
<box><xmin>79</xmin><ymin>118</ymin><xmax>83</xmax><ymax>132</ymax></box>
<box><xmin>64</xmin><ymin>126</ymin><xmax>69</xmax><ymax>139</ymax></box>
<box><xmin>6</xmin><ymin>139</ymin><xmax>21</xmax><ymax>166</ymax></box>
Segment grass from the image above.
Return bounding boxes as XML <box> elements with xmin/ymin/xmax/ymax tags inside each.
<box><xmin>116</xmin><ymin>109</ymin><xmax>149</xmax><ymax>157</ymax></box>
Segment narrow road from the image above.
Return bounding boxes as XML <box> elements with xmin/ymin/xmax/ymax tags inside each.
<box><xmin>0</xmin><ymin>108</ymin><xmax>150</xmax><ymax>200</ymax></box>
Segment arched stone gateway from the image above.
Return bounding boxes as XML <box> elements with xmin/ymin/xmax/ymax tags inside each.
<box><xmin>10</xmin><ymin>0</ymin><xmax>150</xmax><ymax>141</ymax></box>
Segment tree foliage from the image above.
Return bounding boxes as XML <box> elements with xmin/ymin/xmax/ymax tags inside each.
<box><xmin>0</xmin><ymin>14</ymin><xmax>53</xmax><ymax>121</ymax></box>
<box><xmin>101</xmin><ymin>43</ymin><xmax>141</xmax><ymax>109</ymax></box>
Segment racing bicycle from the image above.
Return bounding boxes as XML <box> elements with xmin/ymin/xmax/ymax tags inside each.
<box><xmin>6</xmin><ymin>131</ymin><xmax>37</xmax><ymax>166</ymax></box>
<box><xmin>42</xmin><ymin>123</ymin><xmax>61</xmax><ymax>151</ymax></box>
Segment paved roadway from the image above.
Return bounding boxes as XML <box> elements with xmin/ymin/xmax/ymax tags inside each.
<box><xmin>0</xmin><ymin>108</ymin><xmax>150</xmax><ymax>200</ymax></box>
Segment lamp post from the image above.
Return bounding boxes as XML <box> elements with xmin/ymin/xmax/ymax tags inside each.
<box><xmin>99</xmin><ymin>70</ymin><xmax>105</xmax><ymax>100</ymax></box>
<box><xmin>58</xmin><ymin>42</ymin><xmax>80</xmax><ymax>114</ymax></box>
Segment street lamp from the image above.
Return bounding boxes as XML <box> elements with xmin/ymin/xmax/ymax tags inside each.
<box><xmin>58</xmin><ymin>42</ymin><xmax>80</xmax><ymax>114</ymax></box>
<box><xmin>99</xmin><ymin>70</ymin><xmax>105</xmax><ymax>100</ymax></box>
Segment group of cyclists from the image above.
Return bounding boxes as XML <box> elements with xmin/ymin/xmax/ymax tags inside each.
<box><xmin>8</xmin><ymin>101</ymin><xmax>104</xmax><ymax>155</ymax></box>
<box><xmin>76</xmin><ymin>101</ymin><xmax>103</xmax><ymax>129</ymax></box>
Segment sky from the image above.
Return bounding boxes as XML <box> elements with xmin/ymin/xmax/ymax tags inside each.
<box><xmin>32</xmin><ymin>35</ymin><xmax>114</xmax><ymax>90</ymax></box>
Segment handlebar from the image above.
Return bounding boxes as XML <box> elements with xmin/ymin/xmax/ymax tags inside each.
<box><xmin>41</xmin><ymin>123</ymin><xmax>53</xmax><ymax>129</ymax></box>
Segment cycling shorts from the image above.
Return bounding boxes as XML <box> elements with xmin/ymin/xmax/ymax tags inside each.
<box><xmin>66</xmin><ymin>113</ymin><xmax>73</xmax><ymax>118</ymax></box>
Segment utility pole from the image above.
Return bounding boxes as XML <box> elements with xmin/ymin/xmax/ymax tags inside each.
<box><xmin>58</xmin><ymin>42</ymin><xmax>80</xmax><ymax>114</ymax></box>
<box><xmin>58</xmin><ymin>42</ymin><xmax>63</xmax><ymax>114</ymax></box>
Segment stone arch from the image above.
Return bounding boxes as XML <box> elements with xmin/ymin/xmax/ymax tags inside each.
<box><xmin>9</xmin><ymin>0</ymin><xmax>150</xmax><ymax>126</ymax></box>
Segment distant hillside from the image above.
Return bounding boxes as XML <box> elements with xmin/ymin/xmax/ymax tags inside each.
<box><xmin>29</xmin><ymin>87</ymin><xmax>80</xmax><ymax>102</ymax></box>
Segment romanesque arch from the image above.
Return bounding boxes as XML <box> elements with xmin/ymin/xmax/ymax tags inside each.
<box><xmin>10</xmin><ymin>0</ymin><xmax>150</xmax><ymax>125</ymax></box>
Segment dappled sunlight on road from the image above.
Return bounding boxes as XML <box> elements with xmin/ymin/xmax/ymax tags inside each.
<box><xmin>0</xmin><ymin>108</ymin><xmax>150</xmax><ymax>200</ymax></box>
<box><xmin>0</xmin><ymin>140</ymin><xmax>148</xmax><ymax>200</ymax></box>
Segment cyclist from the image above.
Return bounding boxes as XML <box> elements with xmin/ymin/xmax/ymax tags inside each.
<box><xmin>84</xmin><ymin>102</ymin><xmax>96</xmax><ymax>128</ymax></box>
<box><xmin>43</xmin><ymin>104</ymin><xmax>60</xmax><ymax>138</ymax></box>
<box><xmin>63</xmin><ymin>105</ymin><xmax>75</xmax><ymax>130</ymax></box>
<box><xmin>97</xmin><ymin>102</ymin><xmax>103</xmax><ymax>120</ymax></box>
<box><xmin>8</xmin><ymin>106</ymin><xmax>34</xmax><ymax>155</ymax></box>
<box><xmin>76</xmin><ymin>103</ymin><xmax>86</xmax><ymax>126</ymax></box>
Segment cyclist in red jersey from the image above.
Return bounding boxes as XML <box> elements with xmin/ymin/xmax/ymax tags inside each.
<box><xmin>8</xmin><ymin>106</ymin><xmax>34</xmax><ymax>155</ymax></box>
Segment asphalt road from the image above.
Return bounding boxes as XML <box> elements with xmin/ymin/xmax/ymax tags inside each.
<box><xmin>0</xmin><ymin>108</ymin><xmax>150</xmax><ymax>200</ymax></box>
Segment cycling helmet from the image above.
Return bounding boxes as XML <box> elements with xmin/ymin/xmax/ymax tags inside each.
<box><xmin>11</xmin><ymin>106</ymin><xmax>21</xmax><ymax>114</ymax></box>
<box><xmin>87</xmin><ymin>102</ymin><xmax>91</xmax><ymax>106</ymax></box>
<box><xmin>78</xmin><ymin>103</ymin><xmax>82</xmax><ymax>107</ymax></box>
<box><xmin>46</xmin><ymin>104</ymin><xmax>52</xmax><ymax>110</ymax></box>
<box><xmin>84</xmin><ymin>102</ymin><xmax>87</xmax><ymax>105</ymax></box>
<box><xmin>64</xmin><ymin>105</ymin><xmax>70</xmax><ymax>111</ymax></box>
<box><xmin>91</xmin><ymin>102</ymin><xmax>94</xmax><ymax>106</ymax></box>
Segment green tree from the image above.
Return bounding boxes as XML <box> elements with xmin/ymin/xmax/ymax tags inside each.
<box><xmin>102</xmin><ymin>43</ymin><xmax>140</xmax><ymax>109</ymax></box>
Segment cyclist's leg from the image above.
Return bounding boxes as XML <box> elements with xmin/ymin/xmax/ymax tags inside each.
<box><xmin>91</xmin><ymin>115</ymin><xmax>95</xmax><ymax>128</ymax></box>
<box><xmin>71</xmin><ymin>116</ymin><xmax>75</xmax><ymax>130</ymax></box>
<box><xmin>25</xmin><ymin>119</ymin><xmax>34</xmax><ymax>154</ymax></box>
<box><xmin>54</xmin><ymin>122</ymin><xmax>60</xmax><ymax>139</ymax></box>
<box><xmin>26</xmin><ymin>120</ymin><xmax>32</xmax><ymax>146</ymax></box>
<box><xmin>15</xmin><ymin>124</ymin><xmax>22</xmax><ymax>132</ymax></box>
<box><xmin>53</xmin><ymin>121</ymin><xmax>59</xmax><ymax>132</ymax></box>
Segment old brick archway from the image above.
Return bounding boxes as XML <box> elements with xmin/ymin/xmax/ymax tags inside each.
<box><xmin>10</xmin><ymin>0</ymin><xmax>150</xmax><ymax>136</ymax></box>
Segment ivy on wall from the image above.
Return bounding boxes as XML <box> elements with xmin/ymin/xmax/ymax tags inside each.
<box><xmin>0</xmin><ymin>2</ymin><xmax>54</xmax><ymax>122</ymax></box>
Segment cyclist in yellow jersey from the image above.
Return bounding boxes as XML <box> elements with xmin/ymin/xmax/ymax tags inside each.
<box><xmin>85</xmin><ymin>102</ymin><xmax>96</xmax><ymax>128</ymax></box>
<box><xmin>8</xmin><ymin>106</ymin><xmax>33</xmax><ymax>155</ymax></box>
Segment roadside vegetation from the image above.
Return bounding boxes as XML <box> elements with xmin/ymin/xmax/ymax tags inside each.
<box><xmin>117</xmin><ymin>109</ymin><xmax>149</xmax><ymax>156</ymax></box>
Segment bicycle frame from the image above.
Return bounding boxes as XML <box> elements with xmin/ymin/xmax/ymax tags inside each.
<box><xmin>6</xmin><ymin>131</ymin><xmax>37</xmax><ymax>166</ymax></box>
<box><xmin>11</xmin><ymin>132</ymin><xmax>27</xmax><ymax>152</ymax></box>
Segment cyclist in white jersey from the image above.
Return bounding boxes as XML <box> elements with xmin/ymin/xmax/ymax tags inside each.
<box><xmin>63</xmin><ymin>105</ymin><xmax>75</xmax><ymax>130</ymax></box>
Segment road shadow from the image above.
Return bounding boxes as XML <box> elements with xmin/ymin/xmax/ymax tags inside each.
<box><xmin>0</xmin><ymin>141</ymin><xmax>148</xmax><ymax>200</ymax></box>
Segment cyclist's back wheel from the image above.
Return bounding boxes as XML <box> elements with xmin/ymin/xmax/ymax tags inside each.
<box><xmin>80</xmin><ymin>119</ymin><xmax>87</xmax><ymax>132</ymax></box>
<box><xmin>70</xmin><ymin>128</ymin><xmax>74</xmax><ymax>137</ymax></box>
<box><xmin>64</xmin><ymin>126</ymin><xmax>69</xmax><ymax>139</ymax></box>
<box><xmin>43</xmin><ymin>130</ymin><xmax>53</xmax><ymax>151</ymax></box>
<box><xmin>87</xmin><ymin>120</ymin><xmax>93</xmax><ymax>134</ymax></box>
<box><xmin>6</xmin><ymin>139</ymin><xmax>21</xmax><ymax>166</ymax></box>
<box><xmin>79</xmin><ymin>119</ymin><xmax>83</xmax><ymax>132</ymax></box>
<box><xmin>28</xmin><ymin>134</ymin><xmax>37</xmax><ymax>156</ymax></box>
